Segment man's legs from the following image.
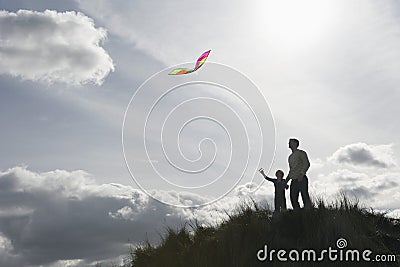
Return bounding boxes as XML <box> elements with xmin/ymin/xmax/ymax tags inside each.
<box><xmin>300</xmin><ymin>176</ymin><xmax>312</xmax><ymax>209</ymax></box>
<box><xmin>290</xmin><ymin>180</ymin><xmax>300</xmax><ymax>210</ymax></box>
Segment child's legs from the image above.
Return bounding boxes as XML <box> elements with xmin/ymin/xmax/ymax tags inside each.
<box><xmin>274</xmin><ymin>196</ymin><xmax>279</xmax><ymax>211</ymax></box>
<box><xmin>275</xmin><ymin>193</ymin><xmax>286</xmax><ymax>211</ymax></box>
<box><xmin>282</xmin><ymin>196</ymin><xmax>287</xmax><ymax>210</ymax></box>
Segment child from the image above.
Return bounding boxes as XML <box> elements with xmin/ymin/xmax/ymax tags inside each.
<box><xmin>259</xmin><ymin>168</ymin><xmax>288</xmax><ymax>212</ymax></box>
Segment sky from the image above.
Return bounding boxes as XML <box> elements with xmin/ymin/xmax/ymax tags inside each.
<box><xmin>0</xmin><ymin>0</ymin><xmax>400</xmax><ymax>266</ymax></box>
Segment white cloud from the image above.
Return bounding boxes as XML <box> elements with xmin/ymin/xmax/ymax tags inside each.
<box><xmin>0</xmin><ymin>9</ymin><xmax>114</xmax><ymax>85</ymax></box>
<box><xmin>387</xmin><ymin>209</ymin><xmax>400</xmax><ymax>219</ymax></box>
<box><xmin>329</xmin><ymin>143</ymin><xmax>396</xmax><ymax>168</ymax></box>
<box><xmin>309</xmin><ymin>143</ymin><xmax>400</xmax><ymax>208</ymax></box>
<box><xmin>311</xmin><ymin>168</ymin><xmax>400</xmax><ymax>211</ymax></box>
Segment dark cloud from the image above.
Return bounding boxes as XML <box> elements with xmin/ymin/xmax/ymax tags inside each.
<box><xmin>375</xmin><ymin>181</ymin><xmax>398</xmax><ymax>191</ymax></box>
<box><xmin>341</xmin><ymin>181</ymin><xmax>397</xmax><ymax>200</ymax></box>
<box><xmin>0</xmin><ymin>167</ymin><xmax>188</xmax><ymax>266</ymax></box>
<box><xmin>329</xmin><ymin>143</ymin><xmax>395</xmax><ymax>168</ymax></box>
<box><xmin>315</xmin><ymin>168</ymin><xmax>400</xmax><ymax>211</ymax></box>
<box><xmin>341</xmin><ymin>185</ymin><xmax>377</xmax><ymax>199</ymax></box>
<box><xmin>336</xmin><ymin>148</ymin><xmax>386</xmax><ymax>167</ymax></box>
<box><xmin>0</xmin><ymin>167</ymin><xmax>264</xmax><ymax>267</ymax></box>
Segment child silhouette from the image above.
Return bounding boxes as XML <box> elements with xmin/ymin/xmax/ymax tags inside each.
<box><xmin>259</xmin><ymin>168</ymin><xmax>288</xmax><ymax>212</ymax></box>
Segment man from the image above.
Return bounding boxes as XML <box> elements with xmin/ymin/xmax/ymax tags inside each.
<box><xmin>285</xmin><ymin>138</ymin><xmax>312</xmax><ymax>209</ymax></box>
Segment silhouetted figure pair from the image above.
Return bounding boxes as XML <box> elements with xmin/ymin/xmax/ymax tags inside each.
<box><xmin>259</xmin><ymin>138</ymin><xmax>312</xmax><ymax>212</ymax></box>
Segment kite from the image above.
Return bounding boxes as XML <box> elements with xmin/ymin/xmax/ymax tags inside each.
<box><xmin>168</xmin><ymin>50</ymin><xmax>211</xmax><ymax>75</ymax></box>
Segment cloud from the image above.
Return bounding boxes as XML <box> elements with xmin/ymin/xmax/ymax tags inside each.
<box><xmin>341</xmin><ymin>185</ymin><xmax>377</xmax><ymax>199</ymax></box>
<box><xmin>309</xmin><ymin>142</ymin><xmax>400</xmax><ymax>208</ymax></box>
<box><xmin>0</xmin><ymin>166</ymin><xmax>271</xmax><ymax>267</ymax></box>
<box><xmin>0</xmin><ymin>166</ymin><xmax>176</xmax><ymax>266</ymax></box>
<box><xmin>0</xmin><ymin>9</ymin><xmax>114</xmax><ymax>85</ymax></box>
<box><xmin>329</xmin><ymin>143</ymin><xmax>396</xmax><ymax>168</ymax></box>
<box><xmin>387</xmin><ymin>209</ymin><xmax>400</xmax><ymax>219</ymax></box>
<box><xmin>312</xmin><ymin>168</ymin><xmax>400</xmax><ymax>209</ymax></box>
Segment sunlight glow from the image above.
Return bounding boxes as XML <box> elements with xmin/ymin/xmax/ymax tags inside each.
<box><xmin>256</xmin><ymin>0</ymin><xmax>337</xmax><ymax>48</ymax></box>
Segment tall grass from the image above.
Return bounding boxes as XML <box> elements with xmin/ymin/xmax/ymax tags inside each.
<box><xmin>131</xmin><ymin>196</ymin><xmax>400</xmax><ymax>267</ymax></box>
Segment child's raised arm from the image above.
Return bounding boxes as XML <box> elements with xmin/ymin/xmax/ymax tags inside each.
<box><xmin>258</xmin><ymin>168</ymin><xmax>275</xmax><ymax>182</ymax></box>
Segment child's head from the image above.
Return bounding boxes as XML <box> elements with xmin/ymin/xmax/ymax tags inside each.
<box><xmin>275</xmin><ymin>170</ymin><xmax>284</xmax><ymax>179</ymax></box>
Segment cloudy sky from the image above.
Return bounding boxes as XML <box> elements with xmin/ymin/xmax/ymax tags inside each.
<box><xmin>1</xmin><ymin>0</ymin><xmax>400</xmax><ymax>266</ymax></box>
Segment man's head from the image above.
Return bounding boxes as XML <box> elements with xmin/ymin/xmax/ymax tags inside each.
<box><xmin>288</xmin><ymin>138</ymin><xmax>299</xmax><ymax>150</ymax></box>
<box><xmin>275</xmin><ymin>170</ymin><xmax>284</xmax><ymax>180</ymax></box>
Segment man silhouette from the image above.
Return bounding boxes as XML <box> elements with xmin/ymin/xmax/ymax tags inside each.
<box><xmin>285</xmin><ymin>138</ymin><xmax>312</xmax><ymax>209</ymax></box>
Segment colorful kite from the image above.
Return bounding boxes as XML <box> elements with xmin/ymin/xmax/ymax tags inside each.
<box><xmin>168</xmin><ymin>50</ymin><xmax>211</xmax><ymax>75</ymax></box>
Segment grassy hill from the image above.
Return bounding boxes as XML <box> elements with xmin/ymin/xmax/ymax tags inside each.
<box><xmin>130</xmin><ymin>197</ymin><xmax>400</xmax><ymax>267</ymax></box>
